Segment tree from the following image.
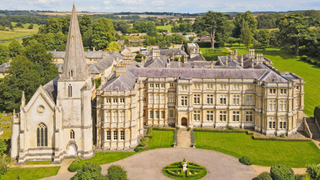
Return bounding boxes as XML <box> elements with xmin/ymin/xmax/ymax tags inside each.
<box><xmin>192</xmin><ymin>16</ymin><xmax>205</xmax><ymax>34</ymax></box>
<box><xmin>278</xmin><ymin>13</ymin><xmax>311</xmax><ymax>56</ymax></box>
<box><xmin>146</xmin><ymin>21</ymin><xmax>157</xmax><ymax>36</ymax></box>
<box><xmin>8</xmin><ymin>40</ymin><xmax>22</xmax><ymax>58</ymax></box>
<box><xmin>106</xmin><ymin>165</ymin><xmax>128</xmax><ymax>180</ymax></box>
<box><xmin>79</xmin><ymin>15</ymin><xmax>92</xmax><ymax>35</ymax></box>
<box><xmin>28</xmin><ymin>24</ymin><xmax>33</xmax><ymax>29</ymax></box>
<box><xmin>202</xmin><ymin>11</ymin><xmax>228</xmax><ymax>49</ymax></box>
<box><xmin>38</xmin><ymin>18</ymin><xmax>62</xmax><ymax>34</ymax></box>
<box><xmin>71</xmin><ymin>162</ymin><xmax>105</xmax><ymax>180</ymax></box>
<box><xmin>83</xmin><ymin>27</ymin><xmax>93</xmax><ymax>48</ymax></box>
<box><xmin>105</xmin><ymin>41</ymin><xmax>120</xmax><ymax>52</ymax></box>
<box><xmin>0</xmin><ymin>45</ymin><xmax>8</xmax><ymax>64</ymax></box>
<box><xmin>233</xmin><ymin>11</ymin><xmax>257</xmax><ymax>38</ymax></box>
<box><xmin>256</xmin><ymin>29</ymin><xmax>270</xmax><ymax>48</ymax></box>
<box><xmin>0</xmin><ymin>140</ymin><xmax>7</xmax><ymax>157</ymax></box>
<box><xmin>92</xmin><ymin>18</ymin><xmax>116</xmax><ymax>50</ymax></box>
<box><xmin>241</xmin><ymin>22</ymin><xmax>252</xmax><ymax>49</ymax></box>
<box><xmin>178</xmin><ymin>16</ymin><xmax>183</xmax><ymax>23</ymax></box>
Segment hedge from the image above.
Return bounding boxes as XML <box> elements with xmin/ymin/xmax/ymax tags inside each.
<box><xmin>145</xmin><ymin>127</ymin><xmax>153</xmax><ymax>138</ymax></box>
<box><xmin>306</xmin><ymin>164</ymin><xmax>320</xmax><ymax>180</ymax></box>
<box><xmin>196</xmin><ymin>42</ymin><xmax>211</xmax><ymax>48</ymax></box>
<box><xmin>165</xmin><ymin>169</ymin><xmax>183</xmax><ymax>177</ymax></box>
<box><xmin>68</xmin><ymin>160</ymin><xmax>81</xmax><ymax>172</ymax></box>
<box><xmin>314</xmin><ymin>106</ymin><xmax>320</xmax><ymax>126</ymax></box>
<box><xmin>191</xmin><ymin>131</ymin><xmax>196</xmax><ymax>146</ymax></box>
<box><xmin>152</xmin><ymin>127</ymin><xmax>176</xmax><ymax>131</ymax></box>
<box><xmin>255</xmin><ymin>172</ymin><xmax>272</xmax><ymax>180</ymax></box>
<box><xmin>239</xmin><ymin>156</ymin><xmax>254</xmax><ymax>165</ymax></box>
<box><xmin>173</xmin><ymin>129</ymin><xmax>177</xmax><ymax>146</ymax></box>
<box><xmin>193</xmin><ymin>128</ymin><xmax>251</xmax><ymax>134</ymax></box>
<box><xmin>270</xmin><ymin>164</ymin><xmax>295</xmax><ymax>180</ymax></box>
<box><xmin>300</xmin><ymin>55</ymin><xmax>320</xmax><ymax>67</ymax></box>
<box><xmin>253</xmin><ymin>135</ymin><xmax>312</xmax><ymax>141</ymax></box>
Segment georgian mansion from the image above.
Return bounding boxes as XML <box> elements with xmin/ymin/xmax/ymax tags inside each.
<box><xmin>11</xmin><ymin>5</ymin><xmax>305</xmax><ymax>163</ymax></box>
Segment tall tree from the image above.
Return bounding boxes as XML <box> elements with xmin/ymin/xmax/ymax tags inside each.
<box><xmin>255</xmin><ymin>29</ymin><xmax>270</xmax><ymax>48</ymax></box>
<box><xmin>278</xmin><ymin>13</ymin><xmax>310</xmax><ymax>56</ymax></box>
<box><xmin>0</xmin><ymin>44</ymin><xmax>8</xmax><ymax>64</ymax></box>
<box><xmin>233</xmin><ymin>11</ymin><xmax>257</xmax><ymax>38</ymax></box>
<box><xmin>92</xmin><ymin>18</ymin><xmax>116</xmax><ymax>50</ymax></box>
<box><xmin>8</xmin><ymin>40</ymin><xmax>22</xmax><ymax>58</ymax></box>
<box><xmin>241</xmin><ymin>22</ymin><xmax>252</xmax><ymax>49</ymax></box>
<box><xmin>202</xmin><ymin>11</ymin><xmax>227</xmax><ymax>49</ymax></box>
<box><xmin>79</xmin><ymin>15</ymin><xmax>92</xmax><ymax>35</ymax></box>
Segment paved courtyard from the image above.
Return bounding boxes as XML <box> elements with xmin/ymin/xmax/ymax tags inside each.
<box><xmin>42</xmin><ymin>147</ymin><xmax>256</xmax><ymax>180</ymax></box>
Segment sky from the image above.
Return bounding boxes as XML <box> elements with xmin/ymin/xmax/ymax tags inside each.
<box><xmin>1</xmin><ymin>0</ymin><xmax>320</xmax><ymax>13</ymax></box>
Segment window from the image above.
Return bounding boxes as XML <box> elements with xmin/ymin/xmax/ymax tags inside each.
<box><xmin>68</xmin><ymin>84</ymin><xmax>72</xmax><ymax>97</ymax></box>
<box><xmin>170</xmin><ymin>83</ymin><xmax>174</xmax><ymax>87</ymax></box>
<box><xmin>161</xmin><ymin>111</ymin><xmax>165</xmax><ymax>119</ymax></box>
<box><xmin>160</xmin><ymin>95</ymin><xmax>165</xmax><ymax>104</ymax></box>
<box><xmin>220</xmin><ymin>84</ymin><xmax>227</xmax><ymax>90</ymax></box>
<box><xmin>246</xmin><ymin>111</ymin><xmax>253</xmax><ymax>121</ymax></box>
<box><xmin>269</xmin><ymin>89</ymin><xmax>276</xmax><ymax>95</ymax></box>
<box><xmin>106</xmin><ymin>98</ymin><xmax>111</xmax><ymax>104</ymax></box>
<box><xmin>247</xmin><ymin>84</ymin><xmax>253</xmax><ymax>90</ymax></box>
<box><xmin>194</xmin><ymin>83</ymin><xmax>200</xmax><ymax>89</ymax></box>
<box><xmin>233</xmin><ymin>84</ymin><xmax>239</xmax><ymax>90</ymax></box>
<box><xmin>246</xmin><ymin>95</ymin><xmax>253</xmax><ymax>105</ymax></box>
<box><xmin>155</xmin><ymin>95</ymin><xmax>159</xmax><ymax>103</ymax></box>
<box><xmin>169</xmin><ymin>110</ymin><xmax>173</xmax><ymax>118</ymax></box>
<box><xmin>181</xmin><ymin>96</ymin><xmax>188</xmax><ymax>106</ymax></box>
<box><xmin>233</xmin><ymin>111</ymin><xmax>240</xmax><ymax>122</ymax></box>
<box><xmin>37</xmin><ymin>123</ymin><xmax>48</xmax><ymax>146</ymax></box>
<box><xmin>155</xmin><ymin>84</ymin><xmax>159</xmax><ymax>88</ymax></box>
<box><xmin>280</xmin><ymin>89</ymin><xmax>287</xmax><ymax>95</ymax></box>
<box><xmin>106</xmin><ymin>131</ymin><xmax>111</xmax><ymax>140</ymax></box>
<box><xmin>150</xmin><ymin>111</ymin><xmax>154</xmax><ymax>119</ymax></box>
<box><xmin>269</xmin><ymin>100</ymin><xmax>276</xmax><ymax>111</ymax></box>
<box><xmin>112</xmin><ymin>112</ymin><xmax>118</xmax><ymax>122</ymax></box>
<box><xmin>207</xmin><ymin>111</ymin><xmax>214</xmax><ymax>121</ymax></box>
<box><xmin>120</xmin><ymin>111</ymin><xmax>125</xmax><ymax>122</ymax></box>
<box><xmin>120</xmin><ymin>131</ymin><xmax>125</xmax><ymax>140</ymax></box>
<box><xmin>155</xmin><ymin>111</ymin><xmax>159</xmax><ymax>119</ymax></box>
<box><xmin>207</xmin><ymin>83</ymin><xmax>213</xmax><ymax>89</ymax></box>
<box><xmin>279</xmin><ymin>118</ymin><xmax>286</xmax><ymax>129</ymax></box>
<box><xmin>113</xmin><ymin>98</ymin><xmax>118</xmax><ymax>104</ymax></box>
<box><xmin>219</xmin><ymin>111</ymin><xmax>226</xmax><ymax>122</ymax></box>
<box><xmin>194</xmin><ymin>94</ymin><xmax>200</xmax><ymax>104</ymax></box>
<box><xmin>269</xmin><ymin>117</ymin><xmax>276</xmax><ymax>129</ymax></box>
<box><xmin>169</xmin><ymin>94</ymin><xmax>174</xmax><ymax>103</ymax></box>
<box><xmin>233</xmin><ymin>95</ymin><xmax>240</xmax><ymax>105</ymax></box>
<box><xmin>106</xmin><ymin>112</ymin><xmax>111</xmax><ymax>122</ymax></box>
<box><xmin>69</xmin><ymin>70</ymin><xmax>73</xmax><ymax>77</ymax></box>
<box><xmin>220</xmin><ymin>95</ymin><xmax>226</xmax><ymax>105</ymax></box>
<box><xmin>296</xmin><ymin>99</ymin><xmax>299</xmax><ymax>107</ymax></box>
<box><xmin>207</xmin><ymin>95</ymin><xmax>213</xmax><ymax>104</ymax></box>
<box><xmin>149</xmin><ymin>95</ymin><xmax>153</xmax><ymax>103</ymax></box>
<box><xmin>150</xmin><ymin>84</ymin><xmax>154</xmax><ymax>88</ymax></box>
<box><xmin>120</xmin><ymin>98</ymin><xmax>125</xmax><ymax>104</ymax></box>
<box><xmin>143</xmin><ymin>98</ymin><xmax>146</xmax><ymax>102</ymax></box>
<box><xmin>70</xmin><ymin>130</ymin><xmax>75</xmax><ymax>139</ymax></box>
<box><xmin>193</xmin><ymin>111</ymin><xmax>200</xmax><ymax>121</ymax></box>
<box><xmin>181</xmin><ymin>85</ymin><xmax>187</xmax><ymax>91</ymax></box>
<box><xmin>279</xmin><ymin>100</ymin><xmax>287</xmax><ymax>111</ymax></box>
<box><xmin>161</xmin><ymin>84</ymin><xmax>165</xmax><ymax>88</ymax></box>
<box><xmin>114</xmin><ymin>131</ymin><xmax>118</xmax><ymax>140</ymax></box>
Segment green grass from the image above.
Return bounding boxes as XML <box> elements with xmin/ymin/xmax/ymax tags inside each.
<box><xmin>226</xmin><ymin>44</ymin><xmax>320</xmax><ymax>116</ymax></box>
<box><xmin>195</xmin><ymin>132</ymin><xmax>320</xmax><ymax>168</ymax></box>
<box><xmin>149</xmin><ymin>130</ymin><xmax>174</xmax><ymax>149</ymax></box>
<box><xmin>156</xmin><ymin>25</ymin><xmax>173</xmax><ymax>32</ymax></box>
<box><xmin>77</xmin><ymin>152</ymin><xmax>135</xmax><ymax>165</ymax></box>
<box><xmin>0</xmin><ymin>22</ymin><xmax>39</xmax><ymax>42</ymax></box>
<box><xmin>25</xmin><ymin>161</ymin><xmax>52</xmax><ymax>165</ymax></box>
<box><xmin>0</xmin><ymin>167</ymin><xmax>60</xmax><ymax>180</ymax></box>
<box><xmin>0</xmin><ymin>112</ymin><xmax>12</xmax><ymax>140</ymax></box>
<box><xmin>200</xmin><ymin>47</ymin><xmax>229</xmax><ymax>61</ymax></box>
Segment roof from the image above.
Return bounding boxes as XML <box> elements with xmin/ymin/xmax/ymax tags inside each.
<box><xmin>101</xmin><ymin>67</ymin><xmax>137</xmax><ymax>91</ymax></box>
<box><xmin>145</xmin><ymin>49</ymin><xmax>186</xmax><ymax>56</ymax></box>
<box><xmin>0</xmin><ymin>62</ymin><xmax>10</xmax><ymax>73</ymax></box>
<box><xmin>43</xmin><ymin>76</ymin><xmax>60</xmax><ymax>102</ymax></box>
<box><xmin>144</xmin><ymin>56</ymin><xmax>169</xmax><ymax>68</ymax></box>
<box><xmin>48</xmin><ymin>51</ymin><xmax>110</xmax><ymax>59</ymax></box>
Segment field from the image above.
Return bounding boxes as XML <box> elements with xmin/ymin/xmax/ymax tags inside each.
<box><xmin>77</xmin><ymin>152</ymin><xmax>135</xmax><ymax>165</ymax></box>
<box><xmin>0</xmin><ymin>167</ymin><xmax>60</xmax><ymax>180</ymax></box>
<box><xmin>226</xmin><ymin>44</ymin><xmax>320</xmax><ymax>116</ymax></box>
<box><xmin>0</xmin><ymin>22</ymin><xmax>39</xmax><ymax>43</ymax></box>
<box><xmin>149</xmin><ymin>130</ymin><xmax>174</xmax><ymax>149</ymax></box>
<box><xmin>156</xmin><ymin>25</ymin><xmax>173</xmax><ymax>32</ymax></box>
<box><xmin>195</xmin><ymin>132</ymin><xmax>320</xmax><ymax>168</ymax></box>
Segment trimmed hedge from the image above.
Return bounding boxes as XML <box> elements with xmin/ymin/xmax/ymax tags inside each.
<box><xmin>300</xmin><ymin>55</ymin><xmax>320</xmax><ymax>67</ymax></box>
<box><xmin>297</xmin><ymin>174</ymin><xmax>311</xmax><ymax>180</ymax></box>
<box><xmin>193</xmin><ymin>128</ymin><xmax>251</xmax><ymax>134</ymax></box>
<box><xmin>152</xmin><ymin>127</ymin><xmax>176</xmax><ymax>131</ymax></box>
<box><xmin>253</xmin><ymin>135</ymin><xmax>312</xmax><ymax>141</ymax></box>
<box><xmin>173</xmin><ymin>129</ymin><xmax>177</xmax><ymax>146</ymax></box>
<box><xmin>239</xmin><ymin>156</ymin><xmax>254</xmax><ymax>165</ymax></box>
<box><xmin>270</xmin><ymin>164</ymin><xmax>295</xmax><ymax>180</ymax></box>
<box><xmin>306</xmin><ymin>164</ymin><xmax>320</xmax><ymax>180</ymax></box>
<box><xmin>191</xmin><ymin>131</ymin><xmax>196</xmax><ymax>146</ymax></box>
<box><xmin>68</xmin><ymin>160</ymin><xmax>81</xmax><ymax>172</ymax></box>
<box><xmin>145</xmin><ymin>127</ymin><xmax>153</xmax><ymax>138</ymax></box>
<box><xmin>314</xmin><ymin>106</ymin><xmax>320</xmax><ymax>126</ymax></box>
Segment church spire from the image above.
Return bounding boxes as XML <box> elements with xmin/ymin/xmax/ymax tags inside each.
<box><xmin>60</xmin><ymin>4</ymin><xmax>89</xmax><ymax>81</ymax></box>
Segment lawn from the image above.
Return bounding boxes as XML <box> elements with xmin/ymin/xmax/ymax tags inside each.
<box><xmin>78</xmin><ymin>152</ymin><xmax>135</xmax><ymax>165</ymax></box>
<box><xmin>195</xmin><ymin>132</ymin><xmax>320</xmax><ymax>168</ymax></box>
<box><xmin>0</xmin><ymin>167</ymin><xmax>60</xmax><ymax>180</ymax></box>
<box><xmin>0</xmin><ymin>112</ymin><xmax>12</xmax><ymax>140</ymax></box>
<box><xmin>156</xmin><ymin>25</ymin><xmax>173</xmax><ymax>32</ymax></box>
<box><xmin>226</xmin><ymin>44</ymin><xmax>320</xmax><ymax>116</ymax></box>
<box><xmin>200</xmin><ymin>47</ymin><xmax>229</xmax><ymax>61</ymax></box>
<box><xmin>149</xmin><ymin>130</ymin><xmax>174</xmax><ymax>149</ymax></box>
<box><xmin>0</xmin><ymin>22</ymin><xmax>39</xmax><ymax>42</ymax></box>
<box><xmin>25</xmin><ymin>161</ymin><xmax>52</xmax><ymax>165</ymax></box>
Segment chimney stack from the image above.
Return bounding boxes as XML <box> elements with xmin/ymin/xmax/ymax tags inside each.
<box><xmin>93</xmin><ymin>47</ymin><xmax>95</xmax><ymax>51</ymax></box>
<box><xmin>116</xmin><ymin>63</ymin><xmax>127</xmax><ymax>77</ymax></box>
<box><xmin>211</xmin><ymin>61</ymin><xmax>213</xmax><ymax>69</ymax></box>
<box><xmin>240</xmin><ymin>55</ymin><xmax>243</xmax><ymax>67</ymax></box>
<box><xmin>152</xmin><ymin>49</ymin><xmax>160</xmax><ymax>58</ymax></box>
<box><xmin>225</xmin><ymin>57</ymin><xmax>228</xmax><ymax>66</ymax></box>
<box><xmin>251</xmin><ymin>58</ymin><xmax>254</xmax><ymax>68</ymax></box>
<box><xmin>230</xmin><ymin>52</ymin><xmax>236</xmax><ymax>61</ymax></box>
<box><xmin>234</xmin><ymin>49</ymin><xmax>238</xmax><ymax>56</ymax></box>
<box><xmin>21</xmin><ymin>91</ymin><xmax>25</xmax><ymax>107</ymax></box>
<box><xmin>249</xmin><ymin>49</ymin><xmax>255</xmax><ymax>59</ymax></box>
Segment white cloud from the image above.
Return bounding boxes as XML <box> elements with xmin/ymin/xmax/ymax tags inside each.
<box><xmin>152</xmin><ymin>1</ymin><xmax>165</xmax><ymax>6</ymax></box>
<box><xmin>119</xmin><ymin>0</ymin><xmax>144</xmax><ymax>5</ymax></box>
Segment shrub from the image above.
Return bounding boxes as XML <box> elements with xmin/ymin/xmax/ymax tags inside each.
<box><xmin>300</xmin><ymin>55</ymin><xmax>308</xmax><ymax>61</ymax></box>
<box><xmin>139</xmin><ymin>140</ymin><xmax>146</xmax><ymax>147</ymax></box>
<box><xmin>227</xmin><ymin>126</ymin><xmax>235</xmax><ymax>130</ymax></box>
<box><xmin>256</xmin><ymin>172</ymin><xmax>272</xmax><ymax>180</ymax></box>
<box><xmin>314</xmin><ymin>106</ymin><xmax>320</xmax><ymax>126</ymax></box>
<box><xmin>298</xmin><ymin>174</ymin><xmax>311</xmax><ymax>180</ymax></box>
<box><xmin>71</xmin><ymin>162</ymin><xmax>104</xmax><ymax>180</ymax></box>
<box><xmin>146</xmin><ymin>127</ymin><xmax>153</xmax><ymax>138</ymax></box>
<box><xmin>106</xmin><ymin>165</ymin><xmax>128</xmax><ymax>180</ymax></box>
<box><xmin>280</xmin><ymin>133</ymin><xmax>285</xmax><ymax>138</ymax></box>
<box><xmin>177</xmin><ymin>126</ymin><xmax>180</xmax><ymax>130</ymax></box>
<box><xmin>270</xmin><ymin>164</ymin><xmax>295</xmax><ymax>180</ymax></box>
<box><xmin>310</xmin><ymin>60</ymin><xmax>316</xmax><ymax>65</ymax></box>
<box><xmin>68</xmin><ymin>160</ymin><xmax>81</xmax><ymax>172</ymax></box>
<box><xmin>188</xmin><ymin>127</ymin><xmax>191</xmax><ymax>131</ymax></box>
<box><xmin>306</xmin><ymin>164</ymin><xmax>320</xmax><ymax>180</ymax></box>
<box><xmin>316</xmin><ymin>61</ymin><xmax>320</xmax><ymax>67</ymax></box>
<box><xmin>239</xmin><ymin>156</ymin><xmax>254</xmax><ymax>165</ymax></box>
<box><xmin>134</xmin><ymin>146</ymin><xmax>140</xmax><ymax>152</ymax></box>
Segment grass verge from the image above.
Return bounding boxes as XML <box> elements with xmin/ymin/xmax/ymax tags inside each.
<box><xmin>25</xmin><ymin>161</ymin><xmax>52</xmax><ymax>165</ymax></box>
<box><xmin>0</xmin><ymin>167</ymin><xmax>60</xmax><ymax>180</ymax></box>
<box><xmin>156</xmin><ymin>25</ymin><xmax>173</xmax><ymax>32</ymax></box>
<box><xmin>77</xmin><ymin>152</ymin><xmax>135</xmax><ymax>165</ymax></box>
<box><xmin>149</xmin><ymin>130</ymin><xmax>174</xmax><ymax>149</ymax></box>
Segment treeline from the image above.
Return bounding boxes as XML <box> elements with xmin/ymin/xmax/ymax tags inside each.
<box><xmin>114</xmin><ymin>12</ymin><xmax>205</xmax><ymax>17</ymax></box>
<box><xmin>0</xmin><ymin>15</ymin><xmax>48</xmax><ymax>27</ymax></box>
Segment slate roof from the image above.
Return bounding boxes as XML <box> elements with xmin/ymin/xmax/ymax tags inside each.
<box><xmin>145</xmin><ymin>49</ymin><xmax>186</xmax><ymax>56</ymax></box>
<box><xmin>144</xmin><ymin>56</ymin><xmax>169</xmax><ymax>68</ymax></box>
<box><xmin>101</xmin><ymin>67</ymin><xmax>136</xmax><ymax>91</ymax></box>
<box><xmin>0</xmin><ymin>62</ymin><xmax>10</xmax><ymax>73</ymax></box>
<box><xmin>189</xmin><ymin>54</ymin><xmax>206</xmax><ymax>62</ymax></box>
<box><xmin>43</xmin><ymin>76</ymin><xmax>60</xmax><ymax>102</ymax></box>
<box><xmin>88</xmin><ymin>57</ymin><xmax>114</xmax><ymax>74</ymax></box>
<box><xmin>49</xmin><ymin>51</ymin><xmax>113</xmax><ymax>59</ymax></box>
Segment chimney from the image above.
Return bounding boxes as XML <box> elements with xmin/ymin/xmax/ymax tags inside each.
<box><xmin>116</xmin><ymin>63</ymin><xmax>127</xmax><ymax>77</ymax></box>
<box><xmin>249</xmin><ymin>49</ymin><xmax>255</xmax><ymax>59</ymax></box>
<box><xmin>234</xmin><ymin>49</ymin><xmax>238</xmax><ymax>56</ymax></box>
<box><xmin>93</xmin><ymin>47</ymin><xmax>95</xmax><ymax>51</ymax></box>
<box><xmin>184</xmin><ymin>55</ymin><xmax>188</xmax><ymax>63</ymax></box>
<box><xmin>152</xmin><ymin>49</ymin><xmax>160</xmax><ymax>58</ymax></box>
<box><xmin>225</xmin><ymin>57</ymin><xmax>228</xmax><ymax>66</ymax></box>
<box><xmin>240</xmin><ymin>55</ymin><xmax>243</xmax><ymax>67</ymax></box>
<box><xmin>141</xmin><ymin>56</ymin><xmax>145</xmax><ymax>67</ymax></box>
<box><xmin>251</xmin><ymin>58</ymin><xmax>254</xmax><ymax>68</ymax></box>
<box><xmin>230</xmin><ymin>52</ymin><xmax>236</xmax><ymax>61</ymax></box>
<box><xmin>211</xmin><ymin>61</ymin><xmax>213</xmax><ymax>69</ymax></box>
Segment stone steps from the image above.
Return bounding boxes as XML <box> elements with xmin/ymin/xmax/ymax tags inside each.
<box><xmin>176</xmin><ymin>130</ymin><xmax>191</xmax><ymax>148</ymax></box>
<box><xmin>307</xmin><ymin>120</ymin><xmax>320</xmax><ymax>139</ymax></box>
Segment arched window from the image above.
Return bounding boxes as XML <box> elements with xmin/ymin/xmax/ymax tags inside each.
<box><xmin>70</xmin><ymin>130</ymin><xmax>75</xmax><ymax>139</ymax></box>
<box><xmin>68</xmin><ymin>84</ymin><xmax>72</xmax><ymax>97</ymax></box>
<box><xmin>37</xmin><ymin>123</ymin><xmax>47</xmax><ymax>146</ymax></box>
<box><xmin>69</xmin><ymin>70</ymin><xmax>73</xmax><ymax>78</ymax></box>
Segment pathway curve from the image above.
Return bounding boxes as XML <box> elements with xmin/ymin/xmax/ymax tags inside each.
<box><xmin>176</xmin><ymin>130</ymin><xmax>191</xmax><ymax>148</ymax></box>
<box><xmin>225</xmin><ymin>46</ymin><xmax>233</xmax><ymax>53</ymax></box>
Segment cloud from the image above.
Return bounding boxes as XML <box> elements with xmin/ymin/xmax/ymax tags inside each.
<box><xmin>152</xmin><ymin>1</ymin><xmax>165</xmax><ymax>7</ymax></box>
<box><xmin>103</xmin><ymin>1</ymin><xmax>111</xmax><ymax>5</ymax></box>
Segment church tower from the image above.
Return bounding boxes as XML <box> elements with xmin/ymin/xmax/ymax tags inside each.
<box><xmin>55</xmin><ymin>4</ymin><xmax>94</xmax><ymax>162</ymax></box>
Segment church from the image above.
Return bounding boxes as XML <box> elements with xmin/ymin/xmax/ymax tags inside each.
<box><xmin>11</xmin><ymin>5</ymin><xmax>305</xmax><ymax>163</ymax></box>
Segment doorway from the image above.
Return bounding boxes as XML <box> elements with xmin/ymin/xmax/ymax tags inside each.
<box><xmin>181</xmin><ymin>117</ymin><xmax>187</xmax><ymax>126</ymax></box>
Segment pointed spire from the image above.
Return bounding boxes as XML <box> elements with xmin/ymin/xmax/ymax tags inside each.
<box><xmin>21</xmin><ymin>91</ymin><xmax>25</xmax><ymax>106</ymax></box>
<box><xmin>60</xmin><ymin>4</ymin><xmax>89</xmax><ymax>81</ymax></box>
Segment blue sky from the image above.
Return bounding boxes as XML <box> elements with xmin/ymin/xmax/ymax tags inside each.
<box><xmin>1</xmin><ymin>0</ymin><xmax>320</xmax><ymax>13</ymax></box>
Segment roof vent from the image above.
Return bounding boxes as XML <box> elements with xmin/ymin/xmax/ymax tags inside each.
<box><xmin>272</xmin><ymin>78</ymin><xmax>278</xmax><ymax>82</ymax></box>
